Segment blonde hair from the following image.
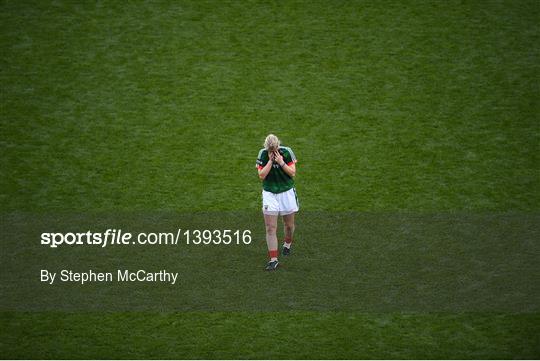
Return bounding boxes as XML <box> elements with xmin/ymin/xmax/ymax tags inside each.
<box><xmin>264</xmin><ymin>134</ymin><xmax>280</xmax><ymax>150</ymax></box>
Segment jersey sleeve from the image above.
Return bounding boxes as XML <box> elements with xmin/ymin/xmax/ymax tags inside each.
<box><xmin>284</xmin><ymin>147</ymin><xmax>297</xmax><ymax>166</ymax></box>
<box><xmin>256</xmin><ymin>149</ymin><xmax>266</xmax><ymax>170</ymax></box>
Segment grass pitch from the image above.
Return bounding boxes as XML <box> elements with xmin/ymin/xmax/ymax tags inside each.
<box><xmin>1</xmin><ymin>0</ymin><xmax>539</xmax><ymax>359</ymax></box>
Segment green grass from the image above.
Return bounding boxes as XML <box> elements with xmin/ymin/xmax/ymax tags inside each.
<box><xmin>1</xmin><ymin>0</ymin><xmax>539</xmax><ymax>359</ymax></box>
<box><xmin>1</xmin><ymin>312</ymin><xmax>539</xmax><ymax>359</ymax></box>
<box><xmin>2</xmin><ymin>0</ymin><xmax>538</xmax><ymax>212</ymax></box>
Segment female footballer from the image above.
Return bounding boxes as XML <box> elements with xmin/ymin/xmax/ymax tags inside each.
<box><xmin>256</xmin><ymin>134</ymin><xmax>299</xmax><ymax>271</ymax></box>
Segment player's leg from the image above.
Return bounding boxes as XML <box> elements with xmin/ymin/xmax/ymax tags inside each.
<box><xmin>278</xmin><ymin>188</ymin><xmax>299</xmax><ymax>255</ymax></box>
<box><xmin>282</xmin><ymin>212</ymin><xmax>295</xmax><ymax>255</ymax></box>
<box><xmin>262</xmin><ymin>190</ymin><xmax>280</xmax><ymax>270</ymax></box>
<box><xmin>264</xmin><ymin>214</ymin><xmax>279</xmax><ymax>270</ymax></box>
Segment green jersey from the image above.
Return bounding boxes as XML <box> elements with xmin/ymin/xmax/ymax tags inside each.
<box><xmin>256</xmin><ymin>146</ymin><xmax>297</xmax><ymax>194</ymax></box>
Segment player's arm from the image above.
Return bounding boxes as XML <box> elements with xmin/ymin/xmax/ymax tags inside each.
<box><xmin>280</xmin><ymin>162</ymin><xmax>296</xmax><ymax>177</ymax></box>
<box><xmin>257</xmin><ymin>158</ymin><xmax>273</xmax><ymax>180</ymax></box>
<box><xmin>274</xmin><ymin>151</ymin><xmax>296</xmax><ymax>177</ymax></box>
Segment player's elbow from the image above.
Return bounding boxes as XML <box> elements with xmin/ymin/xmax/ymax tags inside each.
<box><xmin>258</xmin><ymin>172</ymin><xmax>266</xmax><ymax>180</ymax></box>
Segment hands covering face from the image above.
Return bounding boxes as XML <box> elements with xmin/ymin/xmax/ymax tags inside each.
<box><xmin>271</xmin><ymin>149</ymin><xmax>284</xmax><ymax>165</ymax></box>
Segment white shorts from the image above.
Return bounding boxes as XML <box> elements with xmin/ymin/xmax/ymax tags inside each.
<box><xmin>262</xmin><ymin>188</ymin><xmax>299</xmax><ymax>216</ymax></box>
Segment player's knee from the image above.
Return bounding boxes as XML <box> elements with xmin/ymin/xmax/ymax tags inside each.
<box><xmin>284</xmin><ymin>219</ymin><xmax>295</xmax><ymax>232</ymax></box>
<box><xmin>285</xmin><ymin>224</ymin><xmax>295</xmax><ymax>234</ymax></box>
<box><xmin>265</xmin><ymin>223</ymin><xmax>277</xmax><ymax>235</ymax></box>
